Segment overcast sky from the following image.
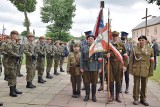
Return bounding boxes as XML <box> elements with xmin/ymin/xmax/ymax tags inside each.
<box><xmin>0</xmin><ymin>0</ymin><xmax>160</xmax><ymax>37</ymax></box>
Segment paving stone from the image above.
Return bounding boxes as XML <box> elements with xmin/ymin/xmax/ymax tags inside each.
<box><xmin>29</xmin><ymin>98</ymin><xmax>51</xmax><ymax>105</ymax></box>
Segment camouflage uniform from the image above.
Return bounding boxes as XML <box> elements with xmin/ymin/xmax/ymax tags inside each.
<box><xmin>23</xmin><ymin>34</ymin><xmax>36</xmax><ymax>88</ymax></box>
<box><xmin>59</xmin><ymin>43</ymin><xmax>65</xmax><ymax>72</ymax></box>
<box><xmin>53</xmin><ymin>41</ymin><xmax>61</xmax><ymax>75</ymax></box>
<box><xmin>36</xmin><ymin>36</ymin><xmax>46</xmax><ymax>83</ymax></box>
<box><xmin>6</xmin><ymin>30</ymin><xmax>22</xmax><ymax>97</ymax></box>
<box><xmin>46</xmin><ymin>38</ymin><xmax>54</xmax><ymax>79</ymax></box>
<box><xmin>67</xmin><ymin>50</ymin><xmax>81</xmax><ymax>98</ymax></box>
<box><xmin>129</xmin><ymin>36</ymin><xmax>154</xmax><ymax>106</ymax></box>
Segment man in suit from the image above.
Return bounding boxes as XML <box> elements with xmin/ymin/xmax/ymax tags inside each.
<box><xmin>151</xmin><ymin>38</ymin><xmax>159</xmax><ymax>70</ymax></box>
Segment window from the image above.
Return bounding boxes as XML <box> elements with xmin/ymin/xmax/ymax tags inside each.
<box><xmin>154</xmin><ymin>27</ymin><xmax>157</xmax><ymax>35</ymax></box>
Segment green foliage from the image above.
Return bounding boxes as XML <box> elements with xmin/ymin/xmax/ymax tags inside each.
<box><xmin>20</xmin><ymin>31</ymin><xmax>27</xmax><ymax>36</ymax></box>
<box><xmin>41</xmin><ymin>0</ymin><xmax>76</xmax><ymax>40</ymax></box>
<box><xmin>146</xmin><ymin>0</ymin><xmax>160</xmax><ymax>7</ymax></box>
<box><xmin>149</xmin><ymin>56</ymin><xmax>160</xmax><ymax>82</ymax></box>
<box><xmin>45</xmin><ymin>31</ymin><xmax>73</xmax><ymax>42</ymax></box>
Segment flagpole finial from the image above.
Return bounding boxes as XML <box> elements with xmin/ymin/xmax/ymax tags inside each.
<box><xmin>100</xmin><ymin>1</ymin><xmax>104</xmax><ymax>8</ymax></box>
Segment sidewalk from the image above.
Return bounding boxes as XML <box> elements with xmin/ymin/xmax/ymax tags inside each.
<box><xmin>0</xmin><ymin>65</ymin><xmax>160</xmax><ymax>107</ymax></box>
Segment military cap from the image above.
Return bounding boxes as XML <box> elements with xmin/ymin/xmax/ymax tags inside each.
<box><xmin>73</xmin><ymin>43</ymin><xmax>80</xmax><ymax>47</ymax></box>
<box><xmin>46</xmin><ymin>37</ymin><xmax>52</xmax><ymax>40</ymax></box>
<box><xmin>27</xmin><ymin>33</ymin><xmax>35</xmax><ymax>37</ymax></box>
<box><xmin>5</xmin><ymin>35</ymin><xmax>11</xmax><ymax>39</ymax></box>
<box><xmin>121</xmin><ymin>31</ymin><xmax>128</xmax><ymax>37</ymax></box>
<box><xmin>84</xmin><ymin>30</ymin><xmax>93</xmax><ymax>36</ymax></box>
<box><xmin>138</xmin><ymin>35</ymin><xmax>147</xmax><ymax>41</ymax></box>
<box><xmin>54</xmin><ymin>40</ymin><xmax>60</xmax><ymax>44</ymax></box>
<box><xmin>39</xmin><ymin>36</ymin><xmax>45</xmax><ymax>39</ymax></box>
<box><xmin>10</xmin><ymin>30</ymin><xmax>19</xmax><ymax>35</ymax></box>
<box><xmin>112</xmin><ymin>31</ymin><xmax>119</xmax><ymax>37</ymax></box>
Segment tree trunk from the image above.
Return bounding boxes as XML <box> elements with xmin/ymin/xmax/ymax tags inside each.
<box><xmin>24</xmin><ymin>11</ymin><xmax>30</xmax><ymax>36</ymax></box>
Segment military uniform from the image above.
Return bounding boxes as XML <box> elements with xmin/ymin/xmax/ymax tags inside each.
<box><xmin>129</xmin><ymin>36</ymin><xmax>154</xmax><ymax>106</ymax></box>
<box><xmin>36</xmin><ymin>36</ymin><xmax>46</xmax><ymax>83</ymax></box>
<box><xmin>67</xmin><ymin>50</ymin><xmax>81</xmax><ymax>98</ymax></box>
<box><xmin>6</xmin><ymin>30</ymin><xmax>22</xmax><ymax>97</ymax></box>
<box><xmin>105</xmin><ymin>31</ymin><xmax>128</xmax><ymax>103</ymax></box>
<box><xmin>23</xmin><ymin>34</ymin><xmax>36</xmax><ymax>88</ymax></box>
<box><xmin>46</xmin><ymin>37</ymin><xmax>54</xmax><ymax>79</ymax></box>
<box><xmin>80</xmin><ymin>43</ymin><xmax>102</xmax><ymax>102</ymax></box>
<box><xmin>53</xmin><ymin>41</ymin><xmax>61</xmax><ymax>75</ymax></box>
<box><xmin>59</xmin><ymin>42</ymin><xmax>65</xmax><ymax>72</ymax></box>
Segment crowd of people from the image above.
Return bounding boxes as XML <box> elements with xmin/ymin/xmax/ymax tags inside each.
<box><xmin>0</xmin><ymin>29</ymin><xmax>158</xmax><ymax>106</ymax></box>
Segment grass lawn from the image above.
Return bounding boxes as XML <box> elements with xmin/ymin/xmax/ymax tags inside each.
<box><xmin>149</xmin><ymin>56</ymin><xmax>160</xmax><ymax>82</ymax></box>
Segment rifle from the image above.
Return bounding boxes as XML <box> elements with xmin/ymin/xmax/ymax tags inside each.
<box><xmin>32</xmin><ymin>45</ymin><xmax>37</xmax><ymax>64</ymax></box>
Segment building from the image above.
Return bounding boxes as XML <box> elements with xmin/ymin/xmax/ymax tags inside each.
<box><xmin>132</xmin><ymin>16</ymin><xmax>160</xmax><ymax>44</ymax></box>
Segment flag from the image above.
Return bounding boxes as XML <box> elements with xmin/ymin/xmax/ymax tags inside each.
<box><xmin>89</xmin><ymin>25</ymin><xmax>124</xmax><ymax>65</ymax></box>
<box><xmin>93</xmin><ymin>8</ymin><xmax>104</xmax><ymax>38</ymax></box>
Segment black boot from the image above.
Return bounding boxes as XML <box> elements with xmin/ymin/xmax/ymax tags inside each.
<box><xmin>38</xmin><ymin>76</ymin><xmax>44</xmax><ymax>83</ymax></box>
<box><xmin>9</xmin><ymin>86</ymin><xmax>17</xmax><ymax>97</ymax></box>
<box><xmin>84</xmin><ymin>85</ymin><xmax>90</xmax><ymax>101</ymax></box>
<box><xmin>46</xmin><ymin>72</ymin><xmax>53</xmax><ymax>79</ymax></box>
<box><xmin>30</xmin><ymin>81</ymin><xmax>36</xmax><ymax>88</ymax></box>
<box><xmin>60</xmin><ymin>67</ymin><xmax>65</xmax><ymax>72</ymax></box>
<box><xmin>14</xmin><ymin>85</ymin><xmax>22</xmax><ymax>94</ymax></box>
<box><xmin>109</xmin><ymin>82</ymin><xmax>114</xmax><ymax>102</ymax></box>
<box><xmin>92</xmin><ymin>85</ymin><xmax>97</xmax><ymax>102</ymax></box>
<box><xmin>72</xmin><ymin>91</ymin><xmax>77</xmax><ymax>98</ymax></box>
<box><xmin>98</xmin><ymin>85</ymin><xmax>103</xmax><ymax>91</ymax></box>
<box><xmin>54</xmin><ymin>69</ymin><xmax>59</xmax><ymax>75</ymax></box>
<box><xmin>26</xmin><ymin>82</ymin><xmax>36</xmax><ymax>88</ymax></box>
<box><xmin>76</xmin><ymin>91</ymin><xmax>81</xmax><ymax>98</ymax></box>
<box><xmin>41</xmin><ymin>77</ymin><xmax>46</xmax><ymax>82</ymax></box>
<box><xmin>4</xmin><ymin>75</ymin><xmax>8</xmax><ymax>81</ymax></box>
<box><xmin>0</xmin><ymin>102</ymin><xmax>3</xmax><ymax>106</ymax></box>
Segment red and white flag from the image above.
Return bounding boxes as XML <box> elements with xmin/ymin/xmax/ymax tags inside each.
<box><xmin>89</xmin><ymin>25</ymin><xmax>124</xmax><ymax>65</ymax></box>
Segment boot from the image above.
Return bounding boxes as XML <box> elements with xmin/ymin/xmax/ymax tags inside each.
<box><xmin>76</xmin><ymin>91</ymin><xmax>81</xmax><ymax>98</ymax></box>
<box><xmin>26</xmin><ymin>82</ymin><xmax>36</xmax><ymax>88</ymax></box>
<box><xmin>4</xmin><ymin>75</ymin><xmax>8</xmax><ymax>81</ymax></box>
<box><xmin>116</xmin><ymin>94</ymin><xmax>122</xmax><ymax>103</ymax></box>
<box><xmin>46</xmin><ymin>72</ymin><xmax>53</xmax><ymax>79</ymax></box>
<box><xmin>0</xmin><ymin>102</ymin><xmax>3</xmax><ymax>106</ymax></box>
<box><xmin>41</xmin><ymin>77</ymin><xmax>46</xmax><ymax>82</ymax></box>
<box><xmin>30</xmin><ymin>81</ymin><xmax>36</xmax><ymax>88</ymax></box>
<box><xmin>140</xmin><ymin>100</ymin><xmax>149</xmax><ymax>106</ymax></box>
<box><xmin>72</xmin><ymin>91</ymin><xmax>77</xmax><ymax>98</ymax></box>
<box><xmin>109</xmin><ymin>82</ymin><xmax>114</xmax><ymax>102</ymax></box>
<box><xmin>38</xmin><ymin>76</ymin><xmax>44</xmax><ymax>83</ymax></box>
<box><xmin>54</xmin><ymin>69</ymin><xmax>59</xmax><ymax>75</ymax></box>
<box><xmin>98</xmin><ymin>85</ymin><xmax>103</xmax><ymax>91</ymax></box>
<box><xmin>60</xmin><ymin>67</ymin><xmax>65</xmax><ymax>72</ymax></box>
<box><xmin>84</xmin><ymin>85</ymin><xmax>90</xmax><ymax>101</ymax></box>
<box><xmin>9</xmin><ymin>86</ymin><xmax>17</xmax><ymax>97</ymax></box>
<box><xmin>14</xmin><ymin>85</ymin><xmax>22</xmax><ymax>94</ymax></box>
<box><xmin>92</xmin><ymin>85</ymin><xmax>97</xmax><ymax>102</ymax></box>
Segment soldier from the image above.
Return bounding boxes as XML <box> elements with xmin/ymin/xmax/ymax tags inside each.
<box><xmin>80</xmin><ymin>33</ymin><xmax>102</xmax><ymax>102</ymax></box>
<box><xmin>1</xmin><ymin>35</ymin><xmax>11</xmax><ymax>81</ymax></box>
<box><xmin>6</xmin><ymin>30</ymin><xmax>22</xmax><ymax>97</ymax></box>
<box><xmin>23</xmin><ymin>34</ymin><xmax>36</xmax><ymax>88</ymax></box>
<box><xmin>105</xmin><ymin>31</ymin><xmax>128</xmax><ymax>102</ymax></box>
<box><xmin>53</xmin><ymin>40</ymin><xmax>61</xmax><ymax>75</ymax></box>
<box><xmin>46</xmin><ymin>37</ymin><xmax>54</xmax><ymax>79</ymax></box>
<box><xmin>120</xmin><ymin>31</ymin><xmax>132</xmax><ymax>94</ymax></box>
<box><xmin>16</xmin><ymin>38</ymin><xmax>23</xmax><ymax>77</ymax></box>
<box><xmin>37</xmin><ymin>36</ymin><xmax>46</xmax><ymax>83</ymax></box>
<box><xmin>129</xmin><ymin>36</ymin><xmax>154</xmax><ymax>106</ymax></box>
<box><xmin>151</xmin><ymin>38</ymin><xmax>158</xmax><ymax>70</ymax></box>
<box><xmin>67</xmin><ymin>43</ymin><xmax>81</xmax><ymax>98</ymax></box>
<box><xmin>59</xmin><ymin>42</ymin><xmax>65</xmax><ymax>72</ymax></box>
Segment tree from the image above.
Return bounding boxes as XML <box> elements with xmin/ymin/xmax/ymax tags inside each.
<box><xmin>9</xmin><ymin>0</ymin><xmax>37</xmax><ymax>35</ymax></box>
<box><xmin>146</xmin><ymin>0</ymin><xmax>160</xmax><ymax>7</ymax></box>
<box><xmin>20</xmin><ymin>31</ymin><xmax>27</xmax><ymax>36</ymax></box>
<box><xmin>41</xmin><ymin>0</ymin><xmax>76</xmax><ymax>40</ymax></box>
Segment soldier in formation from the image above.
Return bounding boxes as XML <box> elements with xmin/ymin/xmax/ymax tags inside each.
<box><xmin>67</xmin><ymin>43</ymin><xmax>81</xmax><ymax>98</ymax></box>
<box><xmin>36</xmin><ymin>36</ymin><xmax>46</xmax><ymax>83</ymax></box>
<box><xmin>129</xmin><ymin>35</ymin><xmax>154</xmax><ymax>106</ymax></box>
<box><xmin>46</xmin><ymin>37</ymin><xmax>54</xmax><ymax>79</ymax></box>
<box><xmin>80</xmin><ymin>33</ymin><xmax>102</xmax><ymax>102</ymax></box>
<box><xmin>6</xmin><ymin>30</ymin><xmax>22</xmax><ymax>97</ymax></box>
<box><xmin>104</xmin><ymin>31</ymin><xmax>128</xmax><ymax>103</ymax></box>
<box><xmin>23</xmin><ymin>34</ymin><xmax>36</xmax><ymax>88</ymax></box>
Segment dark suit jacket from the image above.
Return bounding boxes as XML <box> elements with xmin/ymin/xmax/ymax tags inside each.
<box><xmin>152</xmin><ymin>43</ymin><xmax>159</xmax><ymax>57</ymax></box>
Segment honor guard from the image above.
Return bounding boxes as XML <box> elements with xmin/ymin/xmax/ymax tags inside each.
<box><xmin>46</xmin><ymin>37</ymin><xmax>54</xmax><ymax>79</ymax></box>
<box><xmin>6</xmin><ymin>30</ymin><xmax>22</xmax><ymax>97</ymax></box>
<box><xmin>80</xmin><ymin>32</ymin><xmax>102</xmax><ymax>102</ymax></box>
<box><xmin>129</xmin><ymin>36</ymin><xmax>154</xmax><ymax>106</ymax></box>
<box><xmin>104</xmin><ymin>31</ymin><xmax>128</xmax><ymax>102</ymax></box>
<box><xmin>23</xmin><ymin>34</ymin><xmax>36</xmax><ymax>88</ymax></box>
<box><xmin>37</xmin><ymin>36</ymin><xmax>46</xmax><ymax>83</ymax></box>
